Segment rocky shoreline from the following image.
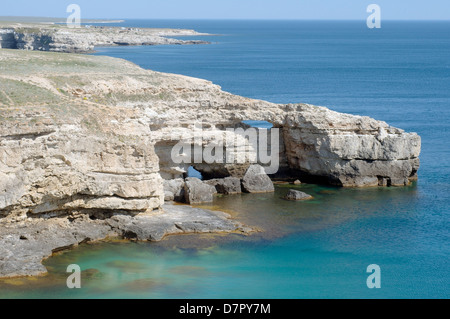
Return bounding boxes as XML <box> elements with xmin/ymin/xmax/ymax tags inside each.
<box><xmin>0</xmin><ymin>47</ymin><xmax>421</xmax><ymax>278</ymax></box>
<box><xmin>0</xmin><ymin>203</ymin><xmax>250</xmax><ymax>278</ymax></box>
<box><xmin>0</xmin><ymin>22</ymin><xmax>210</xmax><ymax>53</ymax></box>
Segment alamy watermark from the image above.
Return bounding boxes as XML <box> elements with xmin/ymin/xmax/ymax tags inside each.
<box><xmin>67</xmin><ymin>4</ymin><xmax>81</xmax><ymax>28</ymax></box>
<box><xmin>366</xmin><ymin>264</ymin><xmax>381</xmax><ymax>289</ymax></box>
<box><xmin>66</xmin><ymin>264</ymin><xmax>81</xmax><ymax>289</ymax></box>
<box><xmin>367</xmin><ymin>4</ymin><xmax>381</xmax><ymax>29</ymax></box>
<box><xmin>170</xmin><ymin>124</ymin><xmax>280</xmax><ymax>174</ymax></box>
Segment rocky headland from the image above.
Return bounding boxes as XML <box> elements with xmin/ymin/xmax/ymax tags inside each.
<box><xmin>0</xmin><ymin>47</ymin><xmax>421</xmax><ymax>278</ymax></box>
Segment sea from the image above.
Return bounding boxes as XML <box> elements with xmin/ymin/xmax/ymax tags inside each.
<box><xmin>0</xmin><ymin>20</ymin><xmax>449</xmax><ymax>299</ymax></box>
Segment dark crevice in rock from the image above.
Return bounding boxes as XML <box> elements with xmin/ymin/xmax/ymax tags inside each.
<box><xmin>51</xmin><ymin>244</ymin><xmax>75</xmax><ymax>254</ymax></box>
<box><xmin>271</xmin><ymin>168</ymin><xmax>340</xmax><ymax>186</ymax></box>
<box><xmin>25</xmin><ymin>208</ymin><xmax>140</xmax><ymax>221</ymax></box>
<box><xmin>0</xmin><ymin>29</ymin><xmax>18</xmax><ymax>49</ymax></box>
<box><xmin>122</xmin><ymin>230</ymin><xmax>138</xmax><ymax>240</ymax></box>
<box><xmin>174</xmin><ymin>223</ymin><xmax>184</xmax><ymax>231</ymax></box>
<box><xmin>2</xmin><ymin>130</ymin><xmax>56</xmax><ymax>141</ymax></box>
<box><xmin>377</xmin><ymin>176</ymin><xmax>392</xmax><ymax>187</ymax></box>
<box><xmin>79</xmin><ymin>237</ymin><xmax>91</xmax><ymax>245</ymax></box>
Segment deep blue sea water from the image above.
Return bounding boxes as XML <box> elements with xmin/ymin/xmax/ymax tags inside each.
<box><xmin>1</xmin><ymin>20</ymin><xmax>448</xmax><ymax>299</ymax></box>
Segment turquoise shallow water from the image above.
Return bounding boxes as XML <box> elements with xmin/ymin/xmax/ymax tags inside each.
<box><xmin>1</xmin><ymin>20</ymin><xmax>449</xmax><ymax>298</ymax></box>
<box><xmin>1</xmin><ymin>185</ymin><xmax>447</xmax><ymax>298</ymax></box>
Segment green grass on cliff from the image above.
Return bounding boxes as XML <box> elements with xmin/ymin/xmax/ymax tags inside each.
<box><xmin>0</xmin><ymin>78</ymin><xmax>60</xmax><ymax>107</ymax></box>
<box><xmin>13</xmin><ymin>27</ymin><xmax>55</xmax><ymax>35</ymax></box>
<box><xmin>0</xmin><ymin>49</ymin><xmax>145</xmax><ymax>76</ymax></box>
<box><xmin>0</xmin><ymin>48</ymin><xmax>209</xmax><ymax>134</ymax></box>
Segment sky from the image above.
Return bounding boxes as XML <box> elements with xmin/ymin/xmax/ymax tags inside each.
<box><xmin>1</xmin><ymin>0</ymin><xmax>449</xmax><ymax>20</ymax></box>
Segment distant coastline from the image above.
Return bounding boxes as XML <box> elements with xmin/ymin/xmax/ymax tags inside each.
<box><xmin>0</xmin><ymin>19</ymin><xmax>210</xmax><ymax>53</ymax></box>
<box><xmin>0</xmin><ymin>16</ymin><xmax>125</xmax><ymax>24</ymax></box>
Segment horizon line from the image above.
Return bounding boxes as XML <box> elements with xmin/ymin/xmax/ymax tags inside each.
<box><xmin>1</xmin><ymin>16</ymin><xmax>449</xmax><ymax>22</ymax></box>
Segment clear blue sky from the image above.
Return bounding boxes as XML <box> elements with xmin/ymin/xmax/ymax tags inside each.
<box><xmin>2</xmin><ymin>0</ymin><xmax>450</xmax><ymax>20</ymax></box>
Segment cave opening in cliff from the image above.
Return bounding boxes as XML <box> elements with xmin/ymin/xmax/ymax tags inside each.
<box><xmin>241</xmin><ymin>120</ymin><xmax>273</xmax><ymax>129</ymax></box>
<box><xmin>186</xmin><ymin>166</ymin><xmax>203</xmax><ymax>180</ymax></box>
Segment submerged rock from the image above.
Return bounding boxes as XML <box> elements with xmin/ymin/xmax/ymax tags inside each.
<box><xmin>284</xmin><ymin>189</ymin><xmax>313</xmax><ymax>201</ymax></box>
<box><xmin>241</xmin><ymin>165</ymin><xmax>275</xmax><ymax>193</ymax></box>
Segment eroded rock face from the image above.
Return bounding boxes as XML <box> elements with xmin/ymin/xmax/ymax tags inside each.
<box><xmin>0</xmin><ymin>130</ymin><xmax>164</xmax><ymax>219</ymax></box>
<box><xmin>281</xmin><ymin>104</ymin><xmax>421</xmax><ymax>187</ymax></box>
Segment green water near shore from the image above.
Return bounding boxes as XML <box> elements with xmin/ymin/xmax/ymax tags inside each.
<box><xmin>2</xmin><ymin>183</ymin><xmax>446</xmax><ymax>299</ymax></box>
